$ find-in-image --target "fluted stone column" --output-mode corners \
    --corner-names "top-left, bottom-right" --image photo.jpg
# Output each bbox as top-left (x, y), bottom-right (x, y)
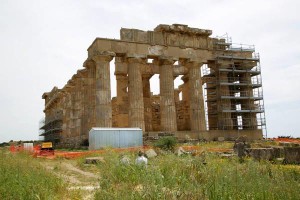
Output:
top-left (159, 57), bottom-right (177, 132)
top-left (240, 73), bottom-right (257, 129)
top-left (218, 72), bottom-right (233, 130)
top-left (92, 52), bottom-right (115, 127)
top-left (84, 59), bottom-right (96, 130)
top-left (61, 91), bottom-right (67, 144)
top-left (127, 56), bottom-right (145, 131)
top-left (188, 61), bottom-right (206, 131)
top-left (76, 70), bottom-right (87, 144)
top-left (74, 76), bottom-right (81, 140)
top-left (78, 70), bottom-right (88, 141)
top-left (115, 74), bottom-right (129, 127)
top-left (181, 75), bottom-right (191, 130)
top-left (142, 74), bottom-right (153, 132)
top-left (66, 84), bottom-right (74, 146)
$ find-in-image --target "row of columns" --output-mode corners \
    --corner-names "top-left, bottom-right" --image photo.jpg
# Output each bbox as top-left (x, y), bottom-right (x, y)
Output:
top-left (90, 52), bottom-right (206, 132)
top-left (207, 61), bottom-right (258, 130)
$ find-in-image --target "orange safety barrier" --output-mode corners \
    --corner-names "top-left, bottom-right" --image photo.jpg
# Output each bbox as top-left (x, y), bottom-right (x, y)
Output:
top-left (9, 144), bottom-right (24, 152)
top-left (273, 138), bottom-right (300, 144)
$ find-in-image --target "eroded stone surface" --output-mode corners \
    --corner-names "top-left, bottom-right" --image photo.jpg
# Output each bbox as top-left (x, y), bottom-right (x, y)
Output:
top-left (41, 24), bottom-right (265, 147)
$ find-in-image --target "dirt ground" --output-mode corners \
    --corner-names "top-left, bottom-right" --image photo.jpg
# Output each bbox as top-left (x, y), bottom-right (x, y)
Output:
top-left (40, 158), bottom-right (100, 200)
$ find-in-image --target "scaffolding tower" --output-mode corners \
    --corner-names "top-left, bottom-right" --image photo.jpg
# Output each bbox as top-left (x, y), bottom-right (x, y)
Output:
top-left (202, 35), bottom-right (267, 138)
top-left (39, 110), bottom-right (63, 144)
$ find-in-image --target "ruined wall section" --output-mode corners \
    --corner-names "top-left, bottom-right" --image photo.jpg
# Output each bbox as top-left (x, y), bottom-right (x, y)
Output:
top-left (41, 87), bottom-right (63, 144)
top-left (120, 24), bottom-right (213, 50)
top-left (42, 63), bottom-right (97, 147)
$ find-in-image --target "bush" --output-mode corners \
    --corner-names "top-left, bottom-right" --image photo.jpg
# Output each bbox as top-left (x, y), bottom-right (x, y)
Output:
top-left (154, 136), bottom-right (177, 151)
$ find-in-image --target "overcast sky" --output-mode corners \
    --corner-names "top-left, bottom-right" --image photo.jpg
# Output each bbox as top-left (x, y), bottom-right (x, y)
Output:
top-left (0, 0), bottom-right (299, 142)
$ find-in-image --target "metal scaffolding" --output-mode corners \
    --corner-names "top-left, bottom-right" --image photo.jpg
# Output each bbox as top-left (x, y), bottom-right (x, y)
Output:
top-left (39, 110), bottom-right (63, 144)
top-left (202, 35), bottom-right (267, 138)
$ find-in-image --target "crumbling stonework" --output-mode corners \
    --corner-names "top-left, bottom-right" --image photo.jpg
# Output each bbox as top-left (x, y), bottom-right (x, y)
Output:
top-left (41, 24), bottom-right (265, 147)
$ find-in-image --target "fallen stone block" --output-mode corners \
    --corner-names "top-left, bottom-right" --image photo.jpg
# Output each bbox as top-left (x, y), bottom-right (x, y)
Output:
top-left (145, 149), bottom-right (157, 158)
top-left (248, 148), bottom-right (274, 161)
top-left (176, 147), bottom-right (189, 156)
top-left (284, 147), bottom-right (300, 164)
top-left (272, 146), bottom-right (284, 158)
top-left (219, 153), bottom-right (234, 159)
top-left (120, 155), bottom-right (131, 165)
top-left (85, 157), bottom-right (105, 164)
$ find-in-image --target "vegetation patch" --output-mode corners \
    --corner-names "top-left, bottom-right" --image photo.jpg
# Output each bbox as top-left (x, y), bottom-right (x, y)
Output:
top-left (0, 150), bottom-right (75, 200)
top-left (94, 150), bottom-right (300, 200)
top-left (154, 136), bottom-right (177, 151)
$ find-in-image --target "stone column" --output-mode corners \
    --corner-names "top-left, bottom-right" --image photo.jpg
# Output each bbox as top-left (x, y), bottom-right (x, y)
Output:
top-left (116, 74), bottom-right (128, 98)
top-left (76, 70), bottom-right (87, 144)
top-left (127, 56), bottom-right (145, 131)
top-left (142, 74), bottom-right (153, 132)
top-left (179, 75), bottom-right (191, 130)
top-left (187, 61), bottom-right (206, 131)
top-left (84, 59), bottom-right (96, 130)
top-left (240, 73), bottom-right (257, 129)
top-left (159, 57), bottom-right (177, 132)
top-left (61, 91), bottom-right (67, 145)
top-left (218, 72), bottom-right (233, 130)
top-left (79, 70), bottom-right (88, 141)
top-left (65, 83), bottom-right (74, 146)
top-left (73, 75), bottom-right (81, 142)
top-left (92, 52), bottom-right (115, 127)
top-left (115, 74), bottom-right (129, 127)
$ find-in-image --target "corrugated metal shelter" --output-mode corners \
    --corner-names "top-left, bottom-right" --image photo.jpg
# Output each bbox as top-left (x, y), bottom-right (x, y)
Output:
top-left (89, 128), bottom-right (143, 150)
top-left (23, 143), bottom-right (34, 151)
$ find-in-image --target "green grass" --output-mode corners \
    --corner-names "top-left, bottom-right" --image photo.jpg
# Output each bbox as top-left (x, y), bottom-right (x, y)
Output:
top-left (0, 149), bottom-right (75, 200)
top-left (94, 151), bottom-right (300, 200)
top-left (1, 142), bottom-right (299, 200)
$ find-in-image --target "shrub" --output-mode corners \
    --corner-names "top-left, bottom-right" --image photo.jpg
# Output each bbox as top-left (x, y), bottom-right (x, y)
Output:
top-left (154, 136), bottom-right (177, 151)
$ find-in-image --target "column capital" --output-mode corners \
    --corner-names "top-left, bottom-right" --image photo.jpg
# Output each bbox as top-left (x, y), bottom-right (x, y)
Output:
top-left (181, 59), bottom-right (203, 67)
top-left (142, 74), bottom-right (153, 80)
top-left (92, 51), bottom-right (115, 62)
top-left (83, 59), bottom-right (95, 69)
top-left (77, 69), bottom-right (87, 77)
top-left (157, 56), bottom-right (177, 65)
top-left (181, 74), bottom-right (189, 82)
top-left (126, 54), bottom-right (147, 64)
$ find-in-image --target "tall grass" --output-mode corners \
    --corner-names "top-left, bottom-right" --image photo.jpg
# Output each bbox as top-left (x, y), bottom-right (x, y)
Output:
top-left (94, 151), bottom-right (300, 200)
top-left (0, 149), bottom-right (71, 200)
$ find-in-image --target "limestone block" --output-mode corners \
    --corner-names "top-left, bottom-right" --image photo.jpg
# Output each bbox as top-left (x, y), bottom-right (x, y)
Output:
top-left (272, 146), bottom-right (284, 158)
top-left (85, 157), bottom-right (105, 164)
top-left (284, 147), bottom-right (300, 164)
top-left (248, 148), bottom-right (274, 161)
top-left (176, 147), bottom-right (188, 156)
top-left (120, 155), bottom-right (131, 165)
top-left (145, 149), bottom-right (157, 158)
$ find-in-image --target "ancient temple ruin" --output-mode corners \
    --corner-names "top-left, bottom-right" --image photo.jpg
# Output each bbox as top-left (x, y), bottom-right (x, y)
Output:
top-left (40, 24), bottom-right (266, 147)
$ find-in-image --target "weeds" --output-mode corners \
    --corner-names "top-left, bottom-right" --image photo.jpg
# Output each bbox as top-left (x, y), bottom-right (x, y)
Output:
top-left (0, 150), bottom-right (72, 200)
top-left (154, 136), bottom-right (177, 151)
top-left (94, 151), bottom-right (300, 200)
